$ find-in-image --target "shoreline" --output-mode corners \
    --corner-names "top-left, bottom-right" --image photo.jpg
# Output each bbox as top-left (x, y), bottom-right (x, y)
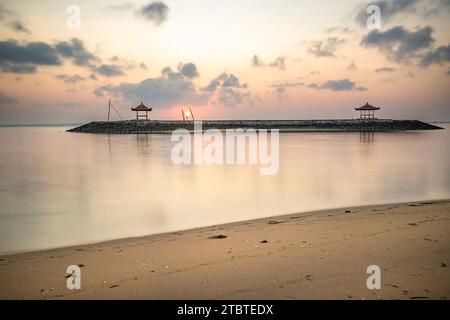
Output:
top-left (0, 198), bottom-right (448, 257)
top-left (1, 199), bottom-right (449, 299)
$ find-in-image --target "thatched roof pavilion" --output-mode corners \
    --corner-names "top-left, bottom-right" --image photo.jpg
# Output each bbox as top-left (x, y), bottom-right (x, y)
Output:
top-left (131, 102), bottom-right (152, 120)
top-left (355, 102), bottom-right (380, 119)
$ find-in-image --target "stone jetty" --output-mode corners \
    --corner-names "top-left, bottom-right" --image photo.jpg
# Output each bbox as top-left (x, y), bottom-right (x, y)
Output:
top-left (67, 119), bottom-right (443, 134)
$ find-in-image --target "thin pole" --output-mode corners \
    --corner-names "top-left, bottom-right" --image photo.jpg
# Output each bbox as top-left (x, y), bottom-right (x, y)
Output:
top-left (189, 107), bottom-right (195, 121)
top-left (109, 102), bottom-right (122, 120)
top-left (107, 98), bottom-right (111, 122)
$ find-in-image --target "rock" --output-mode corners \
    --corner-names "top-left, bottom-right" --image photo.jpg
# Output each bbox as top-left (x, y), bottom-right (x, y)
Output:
top-left (260, 240), bottom-right (268, 243)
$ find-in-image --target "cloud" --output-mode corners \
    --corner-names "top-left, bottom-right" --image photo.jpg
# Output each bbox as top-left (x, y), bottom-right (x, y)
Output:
top-left (9, 20), bottom-right (30, 34)
top-left (400, 0), bottom-right (450, 18)
top-left (0, 38), bottom-right (128, 77)
top-left (269, 57), bottom-right (286, 71)
top-left (55, 74), bottom-right (85, 84)
top-left (94, 63), bottom-right (208, 107)
top-left (96, 64), bottom-right (125, 77)
top-left (326, 27), bottom-right (351, 34)
top-left (0, 5), bottom-right (13, 21)
top-left (109, 55), bottom-right (139, 70)
top-left (202, 73), bottom-right (250, 106)
top-left (0, 40), bottom-right (61, 73)
top-left (308, 79), bottom-right (367, 91)
top-left (271, 79), bottom-right (368, 100)
top-left (0, 5), bottom-right (31, 34)
top-left (271, 80), bottom-right (304, 100)
top-left (307, 37), bottom-right (346, 57)
top-left (107, 3), bottom-right (134, 11)
top-left (202, 73), bottom-right (247, 92)
top-left (0, 91), bottom-right (18, 105)
top-left (375, 67), bottom-right (397, 72)
top-left (420, 44), bottom-right (450, 67)
top-left (252, 55), bottom-right (263, 67)
top-left (217, 87), bottom-right (251, 106)
top-left (177, 62), bottom-right (199, 78)
top-left (0, 40), bottom-right (61, 65)
top-left (251, 55), bottom-right (286, 71)
top-left (95, 78), bottom-right (206, 107)
top-left (140, 62), bottom-right (148, 70)
top-left (425, 0), bottom-right (450, 15)
top-left (54, 38), bottom-right (100, 68)
top-left (0, 63), bottom-right (36, 73)
top-left (55, 39), bottom-right (127, 77)
top-left (347, 62), bottom-right (357, 71)
top-left (160, 63), bottom-right (200, 80)
top-left (361, 26), bottom-right (434, 63)
top-left (138, 2), bottom-right (169, 26)
top-left (355, 0), bottom-right (420, 26)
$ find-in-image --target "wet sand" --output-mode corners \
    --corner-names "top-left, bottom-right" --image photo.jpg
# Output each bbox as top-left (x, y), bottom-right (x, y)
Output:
top-left (0, 200), bottom-right (449, 300)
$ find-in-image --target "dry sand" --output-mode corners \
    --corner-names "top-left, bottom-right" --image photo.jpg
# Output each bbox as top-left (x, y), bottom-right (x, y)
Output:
top-left (0, 200), bottom-right (449, 300)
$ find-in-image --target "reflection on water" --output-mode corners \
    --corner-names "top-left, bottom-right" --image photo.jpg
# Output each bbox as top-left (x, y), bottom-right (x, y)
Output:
top-left (0, 125), bottom-right (449, 253)
top-left (360, 131), bottom-right (375, 143)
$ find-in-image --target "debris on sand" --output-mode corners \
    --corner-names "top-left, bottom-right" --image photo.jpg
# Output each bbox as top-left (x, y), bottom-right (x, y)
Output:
top-left (208, 234), bottom-right (227, 239)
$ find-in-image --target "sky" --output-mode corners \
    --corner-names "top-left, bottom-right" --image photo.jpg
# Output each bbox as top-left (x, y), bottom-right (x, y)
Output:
top-left (0, 0), bottom-right (449, 124)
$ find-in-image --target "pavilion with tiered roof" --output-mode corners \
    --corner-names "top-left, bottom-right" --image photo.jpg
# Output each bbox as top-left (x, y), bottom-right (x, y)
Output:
top-left (355, 102), bottom-right (380, 119)
top-left (131, 102), bottom-right (152, 120)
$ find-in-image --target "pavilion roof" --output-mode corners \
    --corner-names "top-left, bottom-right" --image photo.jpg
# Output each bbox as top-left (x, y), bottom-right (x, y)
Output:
top-left (355, 102), bottom-right (380, 111)
top-left (131, 102), bottom-right (152, 111)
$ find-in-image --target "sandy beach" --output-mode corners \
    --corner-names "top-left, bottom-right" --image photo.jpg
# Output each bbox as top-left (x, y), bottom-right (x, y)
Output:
top-left (0, 200), bottom-right (449, 300)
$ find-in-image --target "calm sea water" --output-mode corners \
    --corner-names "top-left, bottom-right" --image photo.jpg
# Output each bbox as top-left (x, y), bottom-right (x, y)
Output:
top-left (0, 125), bottom-right (449, 254)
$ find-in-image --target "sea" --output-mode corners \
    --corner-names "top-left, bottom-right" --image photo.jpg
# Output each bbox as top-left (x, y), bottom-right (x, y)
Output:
top-left (0, 124), bottom-right (448, 253)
